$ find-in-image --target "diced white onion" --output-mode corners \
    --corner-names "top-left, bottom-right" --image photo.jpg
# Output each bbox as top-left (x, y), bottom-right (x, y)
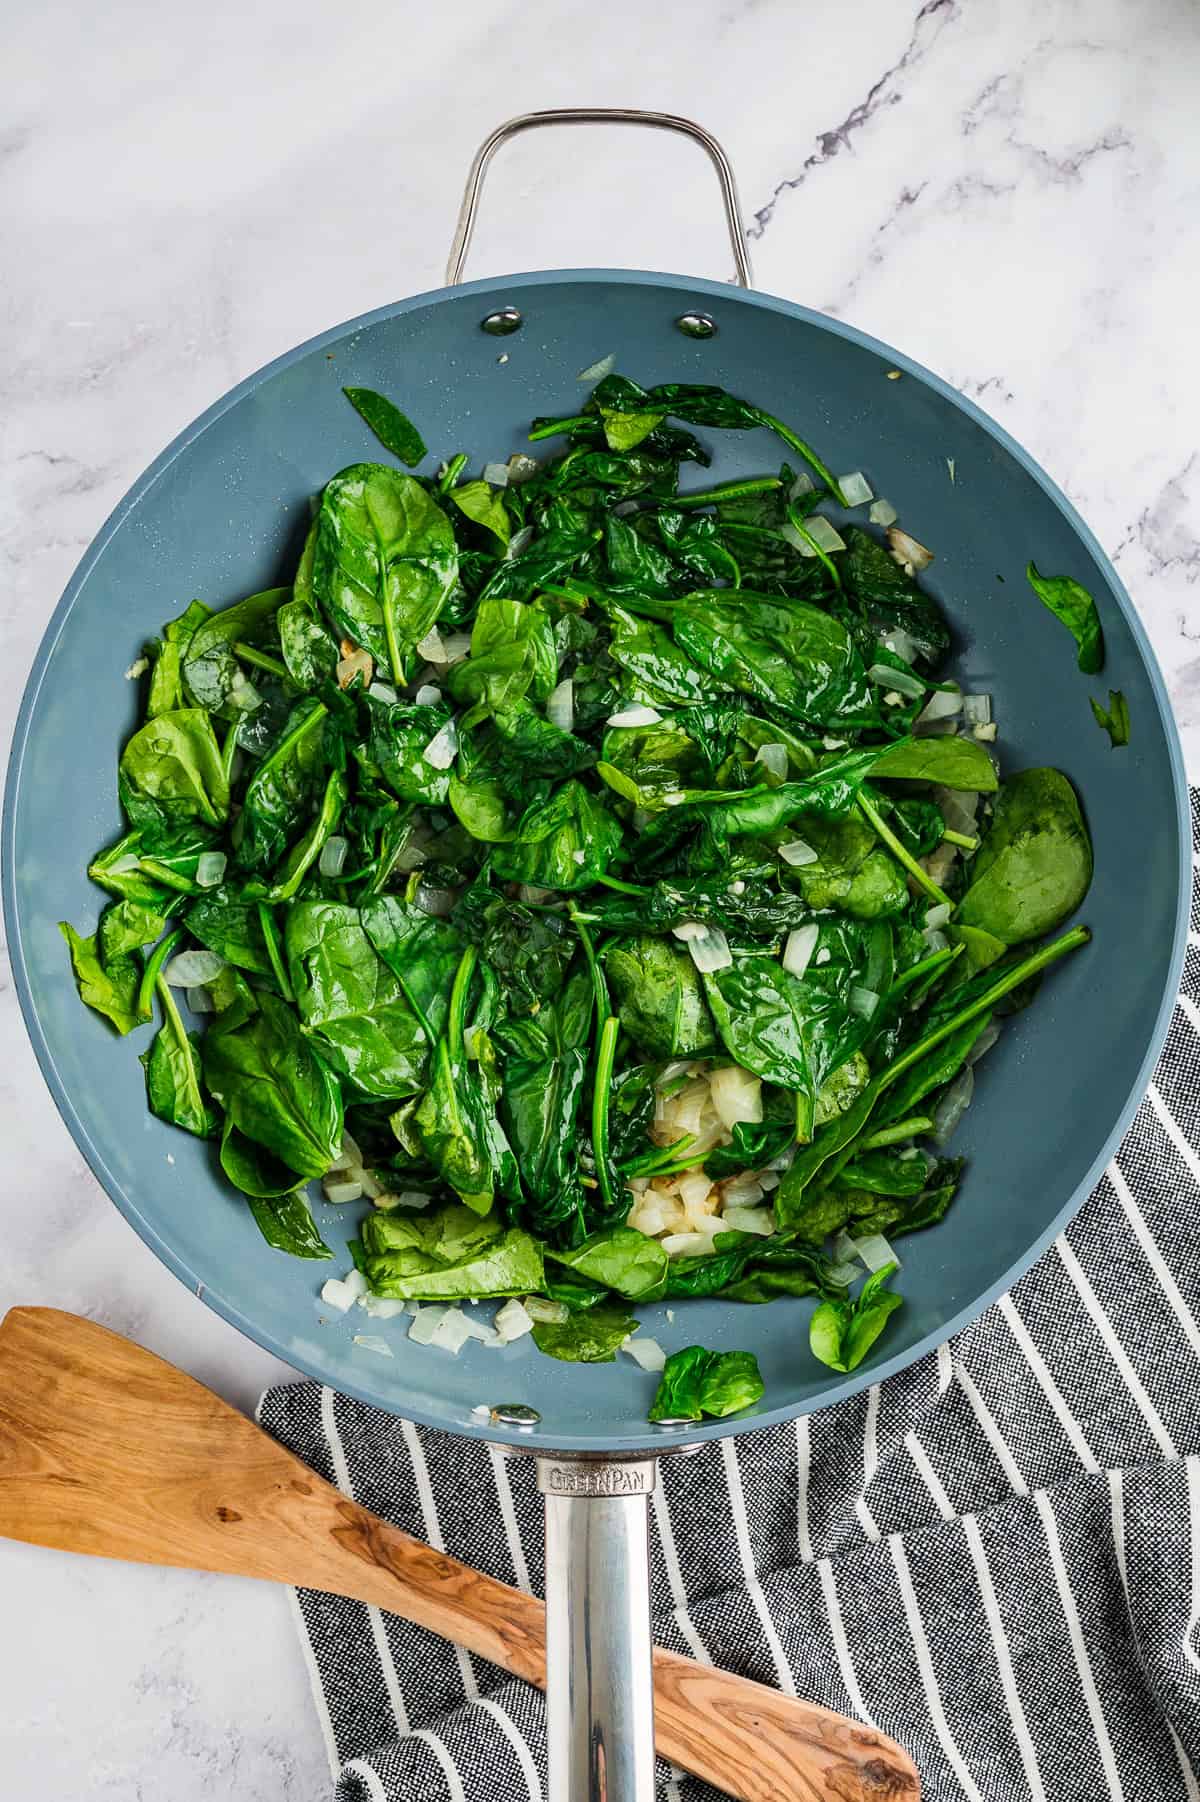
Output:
top-left (838, 471), bottom-right (874, 506)
top-left (827, 1259), bottom-right (862, 1287)
top-left (973, 722), bottom-right (998, 742)
top-left (494, 1298), bottom-right (535, 1342)
top-left (503, 525), bottom-right (534, 561)
top-left (430, 1309), bottom-right (477, 1355)
top-left (868, 663), bottom-right (925, 699)
top-left (506, 453), bottom-right (540, 485)
top-left (423, 719), bottom-right (459, 770)
top-left (932, 1066), bottom-right (974, 1144)
top-left (661, 1232), bottom-right (716, 1258)
top-left (754, 742), bottom-right (789, 781)
top-left (675, 1168), bottom-right (713, 1209)
top-left (657, 1059), bottom-right (696, 1087)
top-left (185, 986), bottom-right (214, 1014)
top-left (783, 923), bottom-right (820, 978)
top-left (482, 461), bottom-right (509, 487)
top-left (352, 1334), bottom-right (394, 1357)
top-left (851, 1233), bottom-right (898, 1273)
top-left (414, 683), bottom-right (442, 706)
top-left (108, 853), bottom-right (142, 875)
top-left (804, 516), bottom-right (846, 553)
top-left (394, 1190), bottom-right (433, 1211)
top-left (408, 1306), bottom-right (448, 1344)
top-left (415, 630), bottom-right (445, 666)
top-left (937, 787), bottom-right (980, 835)
top-left (525, 1297), bottom-right (570, 1324)
top-left (368, 681), bottom-right (399, 704)
top-left (788, 472), bottom-right (815, 500)
top-left (441, 632), bottom-right (472, 663)
top-left (887, 526), bottom-right (934, 571)
top-left (671, 921), bottom-right (708, 942)
top-left (336, 649), bottom-right (373, 691)
top-left (326, 1131), bottom-right (363, 1174)
top-left (917, 687), bottom-right (962, 725)
top-left (879, 628), bottom-right (919, 666)
top-left (923, 928), bottom-right (950, 953)
top-left (360, 1295), bottom-right (408, 1319)
top-left (461, 1312), bottom-right (502, 1346)
top-left (471, 1403), bottom-right (491, 1419)
top-left (722, 1205), bottom-right (774, 1236)
top-left (323, 1177), bottom-right (364, 1204)
top-left (164, 949), bottom-right (226, 987)
top-left (577, 354), bottom-right (615, 381)
top-left (395, 839), bottom-right (429, 872)
top-left (607, 705), bottom-right (662, 728)
top-left (125, 656), bottom-right (149, 679)
top-left (962, 693), bottom-right (992, 726)
top-left (720, 1171), bottom-right (764, 1209)
top-left (415, 884), bottom-right (456, 918)
top-left (868, 498), bottom-right (899, 528)
top-left (757, 1167), bottom-right (780, 1192)
top-left (623, 1336), bottom-right (667, 1372)
top-left (196, 851), bottom-right (226, 888)
top-left (685, 925), bottom-right (732, 974)
top-left (516, 884), bottom-right (555, 904)
top-left (547, 678), bottom-right (574, 733)
top-left (778, 838), bottom-right (819, 867)
top-left (321, 1269), bottom-right (367, 1313)
top-left (849, 985), bottom-right (879, 1019)
top-left (319, 835), bottom-right (348, 878)
top-left (923, 903), bottom-right (952, 931)
top-left (822, 736), bottom-right (848, 751)
top-left (228, 669), bottom-right (263, 712)
top-left (708, 1064), bottom-right (763, 1131)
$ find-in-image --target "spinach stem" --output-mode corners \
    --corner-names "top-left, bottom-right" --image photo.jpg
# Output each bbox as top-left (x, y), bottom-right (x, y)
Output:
top-left (857, 792), bottom-right (952, 908)
top-left (219, 719), bottom-right (241, 787)
top-left (639, 1145), bottom-right (711, 1181)
top-left (942, 828), bottom-right (979, 850)
top-left (671, 477), bottom-right (781, 509)
top-left (382, 600), bottom-right (405, 690)
top-left (754, 410), bottom-right (849, 506)
top-left (437, 453), bottom-right (468, 493)
top-left (569, 906), bottom-right (610, 1022)
top-left (888, 942), bottom-right (963, 997)
top-left (593, 871), bottom-right (651, 897)
top-left (527, 414), bottom-right (592, 442)
top-left (154, 972), bottom-right (190, 1053)
top-left (618, 1134), bottom-right (695, 1177)
top-left (785, 505), bottom-right (841, 589)
top-left (234, 641), bottom-right (289, 682)
top-left (137, 926), bottom-right (183, 1023)
top-left (592, 1016), bottom-right (620, 1217)
top-left (447, 945), bottom-right (478, 1063)
top-left (795, 1087), bottom-right (815, 1145)
top-left (879, 926), bottom-right (1090, 1094)
top-left (256, 902), bottom-right (293, 1002)
top-left (138, 858), bottom-right (202, 896)
top-left (859, 1116), bottom-right (934, 1151)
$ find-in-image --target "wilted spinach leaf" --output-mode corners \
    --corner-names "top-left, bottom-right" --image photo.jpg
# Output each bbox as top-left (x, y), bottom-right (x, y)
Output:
top-left (648, 1345), bottom-right (764, 1421)
top-left (1026, 561), bottom-right (1104, 674)
top-left (343, 387), bottom-right (428, 466)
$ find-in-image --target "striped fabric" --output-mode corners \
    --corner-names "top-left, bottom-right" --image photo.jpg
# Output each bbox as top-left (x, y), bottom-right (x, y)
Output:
top-left (257, 795), bottom-right (1200, 1802)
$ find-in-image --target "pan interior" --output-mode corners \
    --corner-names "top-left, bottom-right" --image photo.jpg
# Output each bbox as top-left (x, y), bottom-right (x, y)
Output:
top-left (5, 270), bottom-right (1187, 1451)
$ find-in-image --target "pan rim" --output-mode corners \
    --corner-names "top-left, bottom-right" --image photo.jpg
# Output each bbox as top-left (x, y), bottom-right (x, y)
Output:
top-left (4, 266), bottom-right (1190, 1452)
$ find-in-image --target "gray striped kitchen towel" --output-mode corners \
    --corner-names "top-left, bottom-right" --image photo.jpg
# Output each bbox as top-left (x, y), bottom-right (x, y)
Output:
top-left (256, 794), bottom-right (1200, 1802)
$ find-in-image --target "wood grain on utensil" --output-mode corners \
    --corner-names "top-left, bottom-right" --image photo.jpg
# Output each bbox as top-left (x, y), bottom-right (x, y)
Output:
top-left (0, 1307), bottom-right (918, 1800)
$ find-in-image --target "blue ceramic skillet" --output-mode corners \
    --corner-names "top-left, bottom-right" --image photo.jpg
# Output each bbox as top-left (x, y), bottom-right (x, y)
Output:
top-left (3, 112), bottom-right (1188, 1798)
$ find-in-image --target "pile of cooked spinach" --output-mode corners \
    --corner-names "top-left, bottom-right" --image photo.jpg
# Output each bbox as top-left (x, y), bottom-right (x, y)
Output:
top-left (62, 370), bottom-right (1096, 1398)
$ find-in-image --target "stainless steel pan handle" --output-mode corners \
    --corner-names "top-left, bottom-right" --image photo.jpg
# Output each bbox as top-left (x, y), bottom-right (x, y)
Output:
top-left (446, 108), bottom-right (753, 287)
top-left (539, 1457), bottom-right (659, 1802)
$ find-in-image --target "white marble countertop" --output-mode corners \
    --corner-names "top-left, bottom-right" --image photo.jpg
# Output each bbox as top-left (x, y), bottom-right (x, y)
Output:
top-left (3, 1), bottom-right (1198, 1793)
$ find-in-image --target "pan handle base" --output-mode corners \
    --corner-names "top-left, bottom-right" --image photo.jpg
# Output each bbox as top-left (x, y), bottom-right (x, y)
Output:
top-left (538, 1456), bottom-right (659, 1802)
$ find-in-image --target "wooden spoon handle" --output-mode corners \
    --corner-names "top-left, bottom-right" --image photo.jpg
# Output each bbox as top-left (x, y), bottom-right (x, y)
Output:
top-left (0, 1308), bottom-right (917, 1799)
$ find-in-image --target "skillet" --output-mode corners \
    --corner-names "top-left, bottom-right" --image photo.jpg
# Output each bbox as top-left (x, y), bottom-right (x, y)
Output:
top-left (4, 111), bottom-right (1188, 1800)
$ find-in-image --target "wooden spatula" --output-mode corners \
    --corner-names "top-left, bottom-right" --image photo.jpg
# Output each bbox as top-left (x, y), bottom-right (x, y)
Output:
top-left (0, 1307), bottom-right (918, 1799)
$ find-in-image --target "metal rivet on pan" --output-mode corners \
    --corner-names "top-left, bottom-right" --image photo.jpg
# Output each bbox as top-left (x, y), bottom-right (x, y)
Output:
top-left (650, 1416), bottom-right (695, 1429)
top-left (676, 312), bottom-right (716, 339)
top-left (481, 307), bottom-right (523, 336)
top-left (490, 1403), bottom-right (541, 1429)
